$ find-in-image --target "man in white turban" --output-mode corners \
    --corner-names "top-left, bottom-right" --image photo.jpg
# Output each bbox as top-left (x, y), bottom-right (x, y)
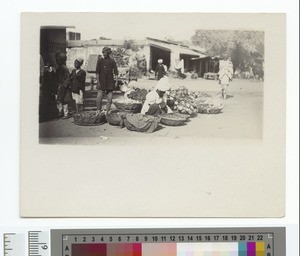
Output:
top-left (141, 78), bottom-right (173, 116)
top-left (155, 59), bottom-right (166, 80)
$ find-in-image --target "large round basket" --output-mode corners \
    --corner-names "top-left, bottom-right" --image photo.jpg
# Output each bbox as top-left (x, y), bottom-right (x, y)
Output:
top-left (172, 112), bottom-right (190, 121)
top-left (160, 114), bottom-right (187, 126)
top-left (114, 102), bottom-right (142, 113)
top-left (106, 110), bottom-right (127, 126)
top-left (197, 104), bottom-right (223, 114)
top-left (73, 111), bottom-right (106, 126)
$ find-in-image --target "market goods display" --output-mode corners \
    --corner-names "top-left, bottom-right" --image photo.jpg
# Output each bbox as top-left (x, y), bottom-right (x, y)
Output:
top-left (167, 85), bottom-right (209, 115)
top-left (159, 113), bottom-right (187, 126)
top-left (73, 110), bottom-right (106, 126)
top-left (126, 88), bottom-right (148, 102)
top-left (195, 97), bottom-right (224, 114)
top-left (106, 110), bottom-right (127, 126)
top-left (114, 98), bottom-right (143, 113)
top-left (167, 85), bottom-right (224, 115)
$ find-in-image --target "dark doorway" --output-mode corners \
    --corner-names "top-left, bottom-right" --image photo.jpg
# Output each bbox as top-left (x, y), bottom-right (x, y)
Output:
top-left (150, 46), bottom-right (171, 71)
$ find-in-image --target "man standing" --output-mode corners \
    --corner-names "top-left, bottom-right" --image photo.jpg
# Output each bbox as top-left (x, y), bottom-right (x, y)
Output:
top-left (155, 59), bottom-right (166, 80)
top-left (95, 47), bottom-right (118, 114)
top-left (55, 52), bottom-right (72, 118)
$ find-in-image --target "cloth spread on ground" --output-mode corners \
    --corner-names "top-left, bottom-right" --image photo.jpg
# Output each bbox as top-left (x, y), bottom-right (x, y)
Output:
top-left (124, 113), bottom-right (159, 133)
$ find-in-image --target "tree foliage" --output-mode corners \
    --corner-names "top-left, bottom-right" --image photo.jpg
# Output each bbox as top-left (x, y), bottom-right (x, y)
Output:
top-left (191, 30), bottom-right (264, 71)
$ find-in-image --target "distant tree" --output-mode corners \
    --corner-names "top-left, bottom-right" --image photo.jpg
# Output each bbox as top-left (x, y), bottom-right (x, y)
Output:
top-left (191, 30), bottom-right (264, 72)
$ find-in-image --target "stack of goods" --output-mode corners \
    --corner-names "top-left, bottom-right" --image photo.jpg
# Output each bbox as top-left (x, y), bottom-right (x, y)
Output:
top-left (166, 86), bottom-right (198, 115)
top-left (114, 98), bottom-right (143, 113)
top-left (159, 113), bottom-right (187, 126)
top-left (73, 110), bottom-right (106, 126)
top-left (126, 88), bottom-right (148, 102)
top-left (167, 85), bottom-right (223, 115)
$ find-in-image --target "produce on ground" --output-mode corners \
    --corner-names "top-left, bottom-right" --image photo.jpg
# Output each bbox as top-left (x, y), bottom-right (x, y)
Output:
top-left (166, 85), bottom-right (223, 115)
top-left (73, 110), bottom-right (106, 126)
top-left (126, 88), bottom-right (148, 102)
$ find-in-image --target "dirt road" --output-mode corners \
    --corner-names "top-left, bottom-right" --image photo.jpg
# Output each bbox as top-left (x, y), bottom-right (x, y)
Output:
top-left (39, 78), bottom-right (263, 144)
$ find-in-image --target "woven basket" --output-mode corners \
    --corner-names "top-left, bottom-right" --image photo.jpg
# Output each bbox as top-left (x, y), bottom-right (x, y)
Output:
top-left (160, 114), bottom-right (187, 126)
top-left (172, 112), bottom-right (190, 121)
top-left (197, 104), bottom-right (223, 114)
top-left (114, 102), bottom-right (142, 113)
top-left (73, 111), bottom-right (106, 126)
top-left (106, 110), bottom-right (127, 126)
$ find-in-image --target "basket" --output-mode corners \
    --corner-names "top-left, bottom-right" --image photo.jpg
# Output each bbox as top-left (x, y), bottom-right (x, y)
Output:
top-left (73, 110), bottom-right (106, 126)
top-left (197, 104), bottom-right (223, 114)
top-left (114, 102), bottom-right (142, 113)
top-left (106, 110), bottom-right (127, 126)
top-left (160, 114), bottom-right (187, 126)
top-left (172, 112), bottom-right (190, 121)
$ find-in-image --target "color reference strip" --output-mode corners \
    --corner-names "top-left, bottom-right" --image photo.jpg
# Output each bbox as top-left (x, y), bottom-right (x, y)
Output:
top-left (71, 242), bottom-right (265, 256)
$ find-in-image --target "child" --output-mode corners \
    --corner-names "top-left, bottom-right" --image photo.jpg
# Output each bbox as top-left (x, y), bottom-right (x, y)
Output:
top-left (55, 52), bottom-right (72, 119)
top-left (71, 58), bottom-right (86, 113)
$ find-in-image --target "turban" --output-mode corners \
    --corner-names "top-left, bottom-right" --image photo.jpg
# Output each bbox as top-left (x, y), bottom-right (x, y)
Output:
top-left (75, 58), bottom-right (84, 65)
top-left (55, 52), bottom-right (67, 63)
top-left (156, 78), bottom-right (171, 92)
top-left (102, 47), bottom-right (112, 54)
top-left (157, 59), bottom-right (163, 64)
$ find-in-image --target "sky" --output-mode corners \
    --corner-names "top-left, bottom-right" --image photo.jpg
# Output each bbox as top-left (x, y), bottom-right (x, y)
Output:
top-left (63, 13), bottom-right (211, 41)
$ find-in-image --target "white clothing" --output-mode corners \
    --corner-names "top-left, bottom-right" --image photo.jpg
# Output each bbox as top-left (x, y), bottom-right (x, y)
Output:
top-left (57, 103), bottom-right (69, 117)
top-left (72, 90), bottom-right (84, 104)
top-left (141, 90), bottom-right (172, 115)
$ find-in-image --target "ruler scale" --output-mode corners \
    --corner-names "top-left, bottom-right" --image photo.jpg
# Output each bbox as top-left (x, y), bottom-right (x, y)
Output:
top-left (3, 233), bottom-right (25, 256)
top-left (28, 231), bottom-right (49, 256)
top-left (2, 228), bottom-right (285, 256)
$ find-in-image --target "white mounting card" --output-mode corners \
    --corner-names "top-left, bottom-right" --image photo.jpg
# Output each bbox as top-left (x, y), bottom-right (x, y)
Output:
top-left (20, 13), bottom-right (285, 217)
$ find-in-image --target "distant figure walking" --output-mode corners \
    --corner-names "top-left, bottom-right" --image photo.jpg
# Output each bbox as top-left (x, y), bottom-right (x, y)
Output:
top-left (218, 55), bottom-right (233, 99)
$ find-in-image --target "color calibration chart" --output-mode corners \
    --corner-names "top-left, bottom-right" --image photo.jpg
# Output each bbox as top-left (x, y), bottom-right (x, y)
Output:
top-left (50, 228), bottom-right (285, 256)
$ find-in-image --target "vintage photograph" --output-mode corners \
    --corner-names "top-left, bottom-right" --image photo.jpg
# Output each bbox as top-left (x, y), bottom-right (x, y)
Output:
top-left (38, 14), bottom-right (264, 144)
top-left (21, 13), bottom-right (285, 217)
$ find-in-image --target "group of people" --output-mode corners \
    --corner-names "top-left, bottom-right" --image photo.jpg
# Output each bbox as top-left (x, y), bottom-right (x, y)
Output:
top-left (41, 48), bottom-right (234, 120)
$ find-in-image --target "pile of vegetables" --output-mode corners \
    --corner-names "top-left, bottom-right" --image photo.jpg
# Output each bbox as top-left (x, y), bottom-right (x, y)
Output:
top-left (166, 85), bottom-right (223, 115)
top-left (126, 88), bottom-right (148, 102)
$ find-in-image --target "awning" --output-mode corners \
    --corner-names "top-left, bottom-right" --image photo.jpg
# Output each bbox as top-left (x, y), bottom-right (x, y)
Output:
top-left (150, 41), bottom-right (207, 58)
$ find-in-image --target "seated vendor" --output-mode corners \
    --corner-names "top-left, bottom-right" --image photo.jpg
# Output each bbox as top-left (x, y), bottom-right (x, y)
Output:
top-left (141, 79), bottom-right (173, 117)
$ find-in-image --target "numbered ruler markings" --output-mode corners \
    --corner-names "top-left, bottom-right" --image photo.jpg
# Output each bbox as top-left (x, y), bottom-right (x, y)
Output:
top-left (62, 232), bottom-right (274, 244)
top-left (28, 231), bottom-right (49, 256)
top-left (3, 233), bottom-right (25, 256)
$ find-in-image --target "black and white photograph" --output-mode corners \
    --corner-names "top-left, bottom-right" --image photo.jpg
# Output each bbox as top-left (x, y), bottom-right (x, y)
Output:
top-left (21, 13), bottom-right (286, 217)
top-left (38, 13), bottom-right (265, 144)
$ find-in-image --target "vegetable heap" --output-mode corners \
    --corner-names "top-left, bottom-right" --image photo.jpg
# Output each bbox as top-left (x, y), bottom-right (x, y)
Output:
top-left (166, 85), bottom-right (224, 114)
top-left (126, 88), bottom-right (148, 102)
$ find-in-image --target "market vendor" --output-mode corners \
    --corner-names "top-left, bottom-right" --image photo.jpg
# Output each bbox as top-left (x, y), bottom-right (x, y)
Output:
top-left (95, 47), bottom-right (119, 114)
top-left (141, 79), bottom-right (173, 117)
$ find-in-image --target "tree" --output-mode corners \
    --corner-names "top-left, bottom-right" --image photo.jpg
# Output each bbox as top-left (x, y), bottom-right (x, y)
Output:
top-left (191, 30), bottom-right (264, 72)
